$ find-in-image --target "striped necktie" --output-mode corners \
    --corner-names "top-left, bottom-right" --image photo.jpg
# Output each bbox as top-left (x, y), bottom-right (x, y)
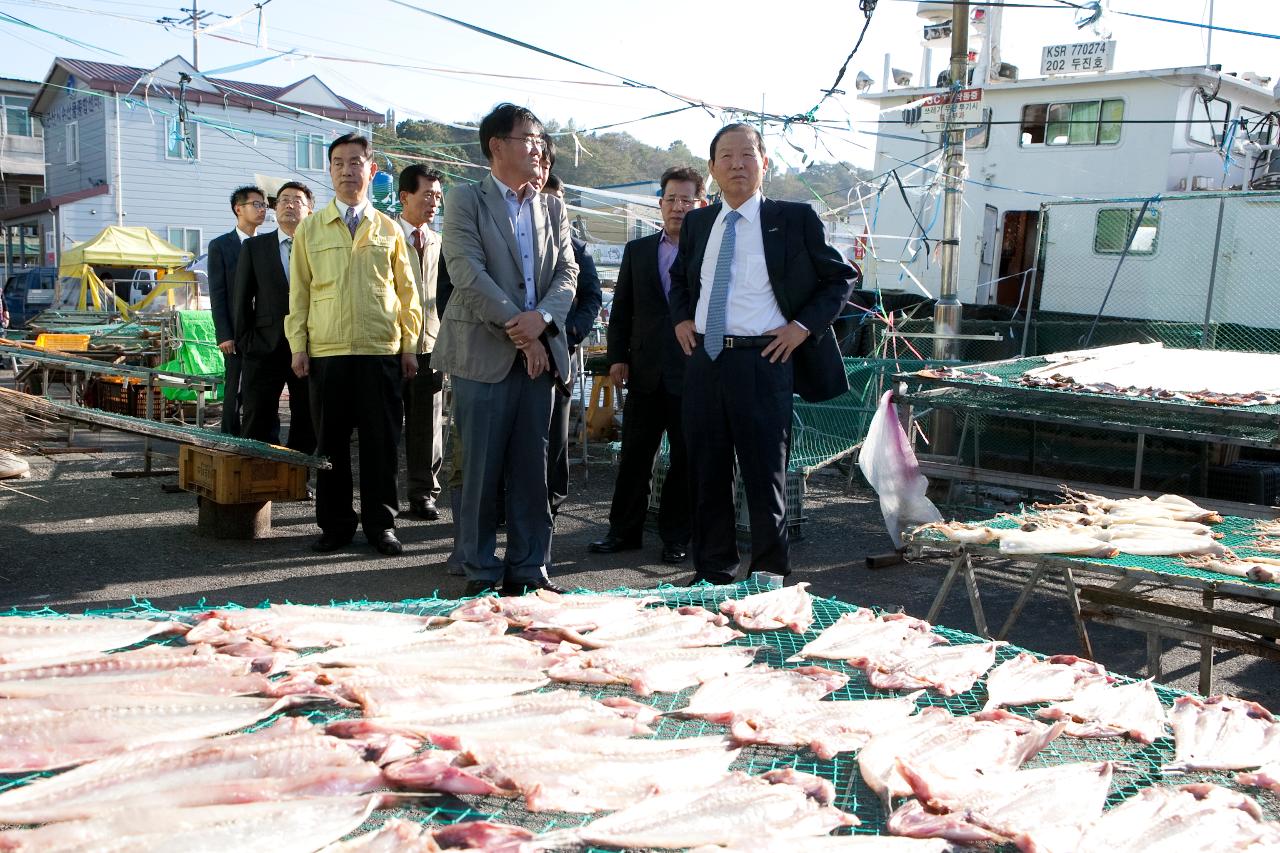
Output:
top-left (703, 209), bottom-right (741, 361)
top-left (344, 206), bottom-right (360, 237)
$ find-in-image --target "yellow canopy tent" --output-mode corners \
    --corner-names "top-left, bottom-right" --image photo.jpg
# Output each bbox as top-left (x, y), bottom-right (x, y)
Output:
top-left (57, 226), bottom-right (197, 318)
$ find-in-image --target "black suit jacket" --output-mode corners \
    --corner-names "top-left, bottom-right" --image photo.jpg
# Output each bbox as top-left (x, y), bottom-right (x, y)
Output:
top-left (565, 236), bottom-right (602, 350)
top-left (607, 232), bottom-right (686, 395)
top-left (207, 230), bottom-right (245, 345)
top-left (668, 198), bottom-right (857, 403)
top-left (232, 231), bottom-right (292, 357)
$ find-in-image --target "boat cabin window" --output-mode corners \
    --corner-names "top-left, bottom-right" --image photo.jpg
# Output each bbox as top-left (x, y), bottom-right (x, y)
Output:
top-left (1020, 99), bottom-right (1123, 146)
top-left (1240, 107), bottom-right (1275, 145)
top-left (965, 108), bottom-right (992, 150)
top-left (1094, 208), bottom-right (1159, 256)
top-left (1188, 94), bottom-right (1231, 146)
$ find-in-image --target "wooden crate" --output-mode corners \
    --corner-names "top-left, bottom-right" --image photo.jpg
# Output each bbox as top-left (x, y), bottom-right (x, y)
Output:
top-left (179, 445), bottom-right (307, 504)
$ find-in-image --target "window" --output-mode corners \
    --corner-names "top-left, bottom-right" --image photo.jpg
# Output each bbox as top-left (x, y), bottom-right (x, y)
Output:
top-left (1, 96), bottom-right (38, 137)
top-left (19, 185), bottom-right (44, 205)
top-left (296, 133), bottom-right (325, 171)
top-left (1020, 99), bottom-right (1123, 147)
top-left (165, 116), bottom-right (198, 159)
top-left (1240, 107), bottom-right (1274, 145)
top-left (1094, 208), bottom-right (1159, 255)
top-left (1189, 94), bottom-right (1230, 147)
top-left (166, 227), bottom-right (201, 254)
top-left (964, 108), bottom-right (991, 150)
top-left (65, 123), bottom-right (79, 165)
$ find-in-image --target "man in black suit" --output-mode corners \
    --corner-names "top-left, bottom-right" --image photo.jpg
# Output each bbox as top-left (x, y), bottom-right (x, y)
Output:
top-left (232, 181), bottom-right (316, 454)
top-left (539, 166), bottom-right (601, 520)
top-left (590, 166), bottom-right (706, 564)
top-left (669, 124), bottom-right (856, 585)
top-left (208, 185), bottom-right (266, 435)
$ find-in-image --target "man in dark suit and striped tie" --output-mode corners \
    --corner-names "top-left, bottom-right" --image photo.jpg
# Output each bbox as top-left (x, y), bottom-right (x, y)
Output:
top-left (668, 124), bottom-right (856, 585)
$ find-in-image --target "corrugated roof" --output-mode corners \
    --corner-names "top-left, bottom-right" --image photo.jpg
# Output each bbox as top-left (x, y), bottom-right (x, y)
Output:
top-left (45, 57), bottom-right (380, 123)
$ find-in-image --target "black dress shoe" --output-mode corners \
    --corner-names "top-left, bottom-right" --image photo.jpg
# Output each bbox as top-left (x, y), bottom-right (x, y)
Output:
top-left (502, 578), bottom-right (569, 596)
top-left (588, 535), bottom-right (642, 554)
top-left (410, 497), bottom-right (440, 521)
top-left (661, 543), bottom-right (689, 564)
top-left (372, 530), bottom-right (403, 556)
top-left (463, 580), bottom-right (497, 596)
top-left (312, 532), bottom-right (352, 553)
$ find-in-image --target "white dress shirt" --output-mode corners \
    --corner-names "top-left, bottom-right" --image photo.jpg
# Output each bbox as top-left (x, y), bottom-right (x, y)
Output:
top-left (694, 192), bottom-right (786, 336)
top-left (491, 176), bottom-right (537, 311)
top-left (334, 198), bottom-right (371, 230)
top-left (235, 227), bottom-right (252, 243)
top-left (277, 229), bottom-right (292, 284)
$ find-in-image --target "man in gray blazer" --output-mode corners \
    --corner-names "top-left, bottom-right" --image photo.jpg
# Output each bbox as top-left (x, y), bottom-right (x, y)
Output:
top-left (433, 103), bottom-right (578, 597)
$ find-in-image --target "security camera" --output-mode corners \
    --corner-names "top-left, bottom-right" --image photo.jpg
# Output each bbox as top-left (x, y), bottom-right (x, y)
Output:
top-left (855, 72), bottom-right (874, 92)
top-left (892, 68), bottom-right (913, 87)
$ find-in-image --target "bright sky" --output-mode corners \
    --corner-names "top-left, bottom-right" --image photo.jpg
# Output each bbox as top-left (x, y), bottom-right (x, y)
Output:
top-left (1, 0), bottom-right (1276, 169)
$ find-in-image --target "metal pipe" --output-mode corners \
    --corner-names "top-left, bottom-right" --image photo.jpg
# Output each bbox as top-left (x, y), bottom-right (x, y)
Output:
top-left (933, 2), bottom-right (969, 361)
top-left (114, 94), bottom-right (124, 226)
top-left (1200, 197), bottom-right (1227, 349)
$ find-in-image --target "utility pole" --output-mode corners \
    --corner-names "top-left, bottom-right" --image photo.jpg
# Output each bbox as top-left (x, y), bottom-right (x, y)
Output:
top-left (1206, 0), bottom-right (1214, 67)
top-left (157, 4), bottom-right (214, 70)
top-left (933, 1), bottom-right (969, 361)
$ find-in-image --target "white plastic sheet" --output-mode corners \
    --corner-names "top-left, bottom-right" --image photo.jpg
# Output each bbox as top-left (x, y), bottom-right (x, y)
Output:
top-left (858, 391), bottom-right (942, 547)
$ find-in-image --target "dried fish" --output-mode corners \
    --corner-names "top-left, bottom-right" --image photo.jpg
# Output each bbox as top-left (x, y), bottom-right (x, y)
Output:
top-left (1075, 783), bottom-right (1280, 851)
top-left (674, 664), bottom-right (849, 724)
top-left (547, 644), bottom-right (762, 695)
top-left (864, 641), bottom-right (1001, 696)
top-left (719, 583), bottom-right (814, 633)
top-left (0, 616), bottom-right (187, 669)
top-left (728, 691), bottom-right (923, 759)
top-left (787, 609), bottom-right (944, 665)
top-left (1037, 678), bottom-right (1167, 743)
top-left (981, 653), bottom-right (1109, 712)
top-left (1165, 694), bottom-right (1280, 771)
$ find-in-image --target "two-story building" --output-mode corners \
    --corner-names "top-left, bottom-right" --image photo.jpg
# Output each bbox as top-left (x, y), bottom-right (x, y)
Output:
top-left (0, 76), bottom-right (47, 276)
top-left (859, 64), bottom-right (1279, 307)
top-left (22, 55), bottom-right (381, 265)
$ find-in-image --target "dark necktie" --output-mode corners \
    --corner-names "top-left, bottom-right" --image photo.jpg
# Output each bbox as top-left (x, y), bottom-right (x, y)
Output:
top-left (411, 228), bottom-right (425, 264)
top-left (345, 206), bottom-right (359, 237)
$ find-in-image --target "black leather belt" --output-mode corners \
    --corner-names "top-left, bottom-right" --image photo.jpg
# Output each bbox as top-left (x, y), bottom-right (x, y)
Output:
top-left (694, 333), bottom-right (774, 350)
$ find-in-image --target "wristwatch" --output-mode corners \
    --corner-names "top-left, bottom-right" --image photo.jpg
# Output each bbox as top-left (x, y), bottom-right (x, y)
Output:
top-left (538, 309), bottom-right (553, 326)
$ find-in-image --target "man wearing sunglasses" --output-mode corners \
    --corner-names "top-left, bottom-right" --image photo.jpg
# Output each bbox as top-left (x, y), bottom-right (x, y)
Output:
top-left (208, 185), bottom-right (267, 436)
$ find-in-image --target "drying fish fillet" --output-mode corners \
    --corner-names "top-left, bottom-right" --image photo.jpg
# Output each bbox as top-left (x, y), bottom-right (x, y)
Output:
top-left (0, 616), bottom-right (187, 669)
top-left (187, 604), bottom-right (443, 649)
top-left (1103, 534), bottom-right (1228, 557)
top-left (864, 641), bottom-right (1000, 696)
top-left (561, 769), bottom-right (857, 849)
top-left (1187, 557), bottom-right (1280, 584)
top-left (858, 707), bottom-right (1064, 806)
top-left (0, 645), bottom-right (270, 698)
top-left (547, 644), bottom-right (761, 695)
top-left (1075, 783), bottom-right (1280, 852)
top-left (321, 819), bottom-right (541, 853)
top-left (0, 717), bottom-right (381, 824)
top-left (917, 521), bottom-right (999, 545)
top-left (997, 528), bottom-right (1117, 558)
top-left (529, 605), bottom-right (743, 649)
top-left (691, 839), bottom-right (949, 853)
top-left (382, 749), bottom-right (500, 796)
top-left (0, 792), bottom-right (382, 853)
top-left (674, 664), bottom-right (849, 723)
top-left (1056, 490), bottom-right (1223, 524)
top-left (327, 691), bottom-right (658, 750)
top-left (859, 390), bottom-right (943, 547)
top-left (787, 609), bottom-right (944, 665)
top-left (464, 735), bottom-right (740, 812)
top-left (296, 626), bottom-right (544, 671)
top-left (0, 693), bottom-right (307, 773)
top-left (450, 589), bottom-right (656, 630)
top-left (1165, 694), bottom-right (1280, 771)
top-left (982, 653), bottom-right (1109, 711)
top-left (315, 666), bottom-right (550, 714)
top-left (889, 761), bottom-right (1114, 853)
top-left (719, 583), bottom-right (814, 633)
top-left (1236, 764), bottom-right (1280, 792)
top-left (1036, 678), bottom-right (1167, 743)
top-left (729, 691), bottom-right (923, 759)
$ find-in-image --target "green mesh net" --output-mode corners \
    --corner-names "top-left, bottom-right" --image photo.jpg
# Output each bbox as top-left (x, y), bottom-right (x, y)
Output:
top-left (157, 310), bottom-right (225, 402)
top-left (1, 582), bottom-right (1277, 844)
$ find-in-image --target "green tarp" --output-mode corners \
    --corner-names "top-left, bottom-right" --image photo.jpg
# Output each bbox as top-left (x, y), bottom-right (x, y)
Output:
top-left (159, 310), bottom-right (225, 402)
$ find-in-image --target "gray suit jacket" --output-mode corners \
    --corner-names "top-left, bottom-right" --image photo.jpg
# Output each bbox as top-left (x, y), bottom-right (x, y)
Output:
top-left (398, 217), bottom-right (441, 354)
top-left (434, 175), bottom-right (578, 383)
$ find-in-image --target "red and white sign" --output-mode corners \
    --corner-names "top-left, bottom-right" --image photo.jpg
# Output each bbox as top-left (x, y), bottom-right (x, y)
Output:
top-left (920, 88), bottom-right (984, 133)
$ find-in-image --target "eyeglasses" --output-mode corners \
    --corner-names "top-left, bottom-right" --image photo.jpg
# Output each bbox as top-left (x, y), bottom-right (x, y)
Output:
top-left (499, 134), bottom-right (547, 152)
top-left (661, 196), bottom-right (700, 208)
top-left (239, 201), bottom-right (268, 211)
top-left (276, 196), bottom-right (310, 208)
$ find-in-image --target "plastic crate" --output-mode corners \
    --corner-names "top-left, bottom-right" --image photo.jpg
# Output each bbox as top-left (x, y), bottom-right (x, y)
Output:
top-left (1208, 460), bottom-right (1280, 506)
top-left (33, 333), bottom-right (90, 351)
top-left (87, 376), bottom-right (164, 420)
top-left (179, 445), bottom-right (307, 504)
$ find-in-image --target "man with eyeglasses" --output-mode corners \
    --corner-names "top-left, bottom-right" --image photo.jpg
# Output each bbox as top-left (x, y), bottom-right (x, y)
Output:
top-left (397, 165), bottom-right (446, 522)
top-left (433, 103), bottom-right (577, 597)
top-left (286, 133), bottom-right (422, 557)
top-left (232, 181), bottom-right (316, 456)
top-left (589, 166), bottom-right (706, 565)
top-left (208, 184), bottom-right (266, 435)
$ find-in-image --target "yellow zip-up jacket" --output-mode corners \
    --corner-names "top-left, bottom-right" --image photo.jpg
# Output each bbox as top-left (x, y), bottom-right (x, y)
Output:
top-left (286, 200), bottom-right (422, 358)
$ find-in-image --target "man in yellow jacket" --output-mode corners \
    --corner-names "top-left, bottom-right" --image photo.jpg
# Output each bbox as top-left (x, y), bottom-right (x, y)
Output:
top-left (286, 132), bottom-right (422, 556)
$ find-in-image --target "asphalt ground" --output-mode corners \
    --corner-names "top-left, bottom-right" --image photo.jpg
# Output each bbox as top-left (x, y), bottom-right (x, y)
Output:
top-left (0, 420), bottom-right (1276, 707)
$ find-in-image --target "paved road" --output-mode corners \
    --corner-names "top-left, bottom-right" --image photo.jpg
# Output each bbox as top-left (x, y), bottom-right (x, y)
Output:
top-left (0, 429), bottom-right (1275, 705)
